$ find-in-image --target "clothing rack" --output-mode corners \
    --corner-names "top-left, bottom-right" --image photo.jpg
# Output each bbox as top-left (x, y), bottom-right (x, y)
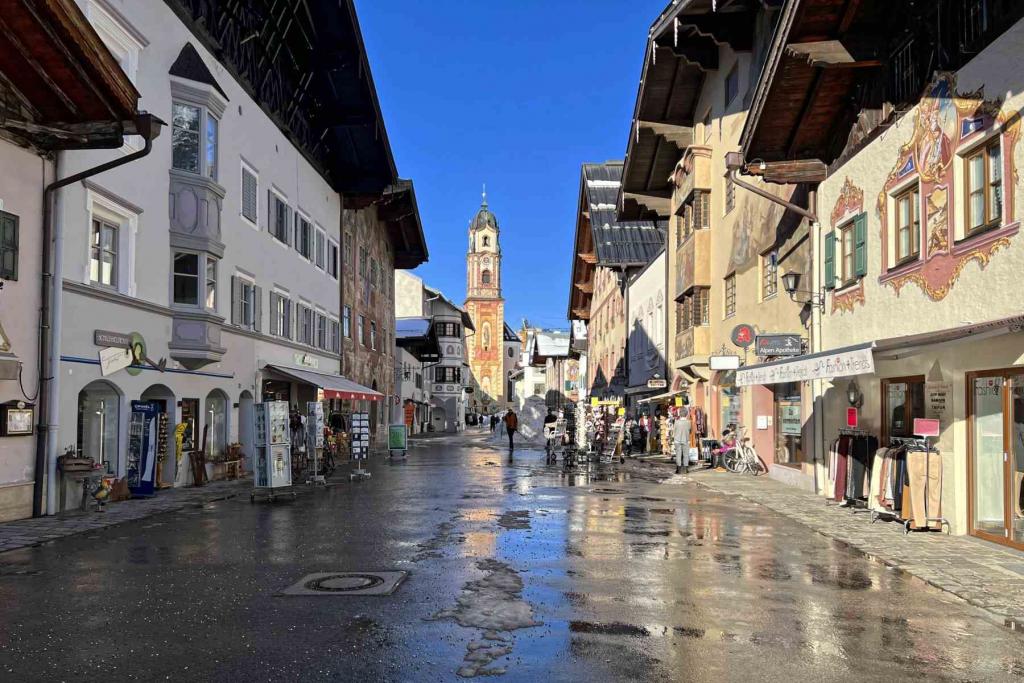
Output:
top-left (889, 436), bottom-right (950, 535)
top-left (827, 430), bottom-right (877, 515)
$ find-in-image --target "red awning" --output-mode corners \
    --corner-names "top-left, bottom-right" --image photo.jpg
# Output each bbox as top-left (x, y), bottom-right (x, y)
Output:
top-left (265, 364), bottom-right (383, 402)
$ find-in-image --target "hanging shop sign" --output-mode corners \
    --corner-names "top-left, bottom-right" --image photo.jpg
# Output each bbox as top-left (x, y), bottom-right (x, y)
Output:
top-left (731, 324), bottom-right (755, 348)
top-left (736, 343), bottom-right (875, 387)
top-left (755, 334), bottom-right (803, 357)
top-left (709, 355), bottom-right (741, 371)
top-left (94, 329), bottom-right (133, 348)
top-left (99, 345), bottom-right (132, 376)
top-left (647, 378), bottom-right (668, 389)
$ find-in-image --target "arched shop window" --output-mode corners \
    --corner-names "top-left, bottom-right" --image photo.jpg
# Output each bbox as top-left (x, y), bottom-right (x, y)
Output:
top-left (77, 380), bottom-right (121, 474)
top-left (205, 389), bottom-right (228, 458)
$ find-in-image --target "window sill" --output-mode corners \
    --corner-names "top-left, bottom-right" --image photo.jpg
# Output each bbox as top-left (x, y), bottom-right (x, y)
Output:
top-left (833, 278), bottom-right (862, 295)
top-left (954, 220), bottom-right (1017, 254)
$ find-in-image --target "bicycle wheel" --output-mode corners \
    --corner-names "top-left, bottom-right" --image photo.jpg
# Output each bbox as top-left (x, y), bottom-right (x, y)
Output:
top-left (743, 447), bottom-right (766, 476)
top-left (722, 449), bottom-right (743, 473)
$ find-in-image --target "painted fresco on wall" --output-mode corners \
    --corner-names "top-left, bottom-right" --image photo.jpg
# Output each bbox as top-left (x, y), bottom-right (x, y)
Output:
top-left (830, 177), bottom-right (867, 314)
top-left (730, 184), bottom-right (810, 275)
top-left (876, 73), bottom-right (1021, 301)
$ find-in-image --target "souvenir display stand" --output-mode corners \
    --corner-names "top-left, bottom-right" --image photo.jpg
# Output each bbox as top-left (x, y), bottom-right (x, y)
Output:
top-left (349, 412), bottom-right (371, 480)
top-left (251, 401), bottom-right (296, 502)
top-left (305, 401), bottom-right (326, 486)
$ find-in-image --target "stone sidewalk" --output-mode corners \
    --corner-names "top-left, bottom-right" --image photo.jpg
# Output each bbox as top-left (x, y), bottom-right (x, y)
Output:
top-left (682, 468), bottom-right (1024, 627)
top-left (0, 478), bottom-right (252, 556)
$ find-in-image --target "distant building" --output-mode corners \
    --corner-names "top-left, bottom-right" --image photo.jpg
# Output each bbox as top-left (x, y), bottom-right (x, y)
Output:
top-left (464, 191), bottom-right (505, 413)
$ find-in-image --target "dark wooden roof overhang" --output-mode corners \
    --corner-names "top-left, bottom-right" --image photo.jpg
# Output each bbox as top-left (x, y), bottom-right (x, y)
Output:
top-left (567, 167), bottom-right (597, 321)
top-left (164, 0), bottom-right (398, 196)
top-left (396, 324), bottom-right (440, 363)
top-left (0, 0), bottom-right (141, 150)
top-left (741, 0), bottom-right (888, 166)
top-left (619, 0), bottom-right (772, 221)
top-left (378, 179), bottom-right (429, 270)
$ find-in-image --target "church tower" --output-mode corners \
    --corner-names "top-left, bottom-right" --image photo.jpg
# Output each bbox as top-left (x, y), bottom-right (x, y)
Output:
top-left (465, 189), bottom-right (506, 411)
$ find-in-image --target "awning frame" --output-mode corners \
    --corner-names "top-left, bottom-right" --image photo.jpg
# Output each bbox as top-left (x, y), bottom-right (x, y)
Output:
top-left (265, 364), bottom-right (383, 401)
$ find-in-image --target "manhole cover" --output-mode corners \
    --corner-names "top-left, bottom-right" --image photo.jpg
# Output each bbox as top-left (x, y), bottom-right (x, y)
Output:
top-left (281, 571), bottom-right (407, 596)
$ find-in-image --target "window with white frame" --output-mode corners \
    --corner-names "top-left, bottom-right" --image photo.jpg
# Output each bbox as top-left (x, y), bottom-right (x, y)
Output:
top-left (761, 250), bottom-right (778, 300)
top-left (894, 185), bottom-right (920, 263)
top-left (965, 138), bottom-right (1002, 236)
top-left (269, 291), bottom-right (292, 338)
top-left (172, 253), bottom-right (199, 305)
top-left (231, 275), bottom-right (261, 331)
top-left (171, 102), bottom-right (218, 180)
top-left (205, 257), bottom-right (217, 310)
top-left (169, 251), bottom-right (217, 311)
top-left (297, 304), bottom-right (313, 345)
top-left (327, 239), bottom-right (339, 279)
top-left (315, 227), bottom-right (326, 269)
top-left (295, 213), bottom-right (312, 259)
top-left (316, 312), bottom-right (328, 349)
top-left (85, 190), bottom-right (138, 295)
top-left (90, 218), bottom-right (118, 288)
top-left (329, 319), bottom-right (341, 353)
top-left (240, 162), bottom-right (258, 226)
top-left (269, 191), bottom-right (290, 245)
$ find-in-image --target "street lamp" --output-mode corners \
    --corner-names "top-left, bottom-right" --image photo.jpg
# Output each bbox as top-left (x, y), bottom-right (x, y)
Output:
top-left (781, 271), bottom-right (825, 312)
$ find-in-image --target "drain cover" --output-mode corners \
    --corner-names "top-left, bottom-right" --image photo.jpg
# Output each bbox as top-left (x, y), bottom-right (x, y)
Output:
top-left (281, 571), bottom-right (407, 596)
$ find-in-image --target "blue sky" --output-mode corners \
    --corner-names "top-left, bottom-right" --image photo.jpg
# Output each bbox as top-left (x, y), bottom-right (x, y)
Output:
top-left (357, 0), bottom-right (666, 330)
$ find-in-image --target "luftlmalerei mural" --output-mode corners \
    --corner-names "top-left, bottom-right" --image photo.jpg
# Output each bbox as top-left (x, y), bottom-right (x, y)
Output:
top-left (875, 73), bottom-right (1021, 302)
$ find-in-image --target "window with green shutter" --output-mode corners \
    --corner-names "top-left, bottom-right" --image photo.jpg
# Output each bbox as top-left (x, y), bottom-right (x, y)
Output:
top-left (0, 212), bottom-right (17, 281)
top-left (823, 231), bottom-right (835, 290)
top-left (854, 212), bottom-right (867, 277)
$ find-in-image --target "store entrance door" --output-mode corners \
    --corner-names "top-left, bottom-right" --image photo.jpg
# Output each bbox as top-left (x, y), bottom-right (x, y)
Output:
top-left (968, 370), bottom-right (1024, 549)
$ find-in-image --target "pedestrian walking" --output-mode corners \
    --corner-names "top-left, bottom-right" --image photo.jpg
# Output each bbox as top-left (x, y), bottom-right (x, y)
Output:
top-left (672, 408), bottom-right (692, 475)
top-left (503, 409), bottom-right (518, 450)
top-left (490, 414), bottom-right (497, 432)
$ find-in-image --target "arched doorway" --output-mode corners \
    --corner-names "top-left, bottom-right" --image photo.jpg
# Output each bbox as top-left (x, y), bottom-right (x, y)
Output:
top-left (77, 380), bottom-right (122, 475)
top-left (141, 384), bottom-right (176, 487)
top-left (238, 390), bottom-right (255, 471)
top-left (205, 389), bottom-right (229, 460)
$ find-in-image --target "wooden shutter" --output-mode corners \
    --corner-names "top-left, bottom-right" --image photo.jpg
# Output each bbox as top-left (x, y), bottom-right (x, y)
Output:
top-left (854, 212), bottom-right (867, 277)
top-left (0, 212), bottom-right (18, 281)
top-left (230, 276), bottom-right (240, 325)
top-left (823, 232), bottom-right (836, 290)
top-left (267, 189), bottom-right (273, 233)
top-left (253, 286), bottom-right (263, 333)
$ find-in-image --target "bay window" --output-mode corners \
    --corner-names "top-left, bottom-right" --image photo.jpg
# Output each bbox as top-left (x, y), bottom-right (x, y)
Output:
top-left (172, 252), bottom-right (218, 311)
top-left (172, 101), bottom-right (218, 179)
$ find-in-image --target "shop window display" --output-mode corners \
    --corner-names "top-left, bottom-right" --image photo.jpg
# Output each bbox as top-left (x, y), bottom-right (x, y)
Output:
top-left (77, 380), bottom-right (120, 474)
top-left (205, 390), bottom-right (228, 458)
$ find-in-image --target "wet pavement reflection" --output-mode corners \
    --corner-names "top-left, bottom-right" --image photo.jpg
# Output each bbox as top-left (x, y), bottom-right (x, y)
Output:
top-left (1, 429), bottom-right (1023, 681)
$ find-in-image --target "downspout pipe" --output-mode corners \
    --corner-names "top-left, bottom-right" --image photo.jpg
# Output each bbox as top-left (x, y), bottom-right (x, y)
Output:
top-left (34, 114), bottom-right (163, 517)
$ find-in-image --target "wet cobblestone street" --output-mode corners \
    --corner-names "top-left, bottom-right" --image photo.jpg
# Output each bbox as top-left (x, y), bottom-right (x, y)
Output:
top-left (1, 430), bottom-right (1023, 681)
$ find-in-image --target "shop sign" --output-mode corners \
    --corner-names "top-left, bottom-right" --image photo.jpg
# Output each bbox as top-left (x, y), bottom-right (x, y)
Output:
top-left (755, 334), bottom-right (803, 357)
top-left (731, 324), bottom-right (755, 348)
top-left (780, 405), bottom-right (802, 435)
top-left (736, 345), bottom-right (874, 387)
top-left (647, 378), bottom-right (668, 389)
top-left (913, 418), bottom-right (941, 438)
top-left (294, 353), bottom-right (319, 369)
top-left (710, 355), bottom-right (741, 371)
top-left (99, 346), bottom-right (132, 377)
top-left (925, 381), bottom-right (952, 426)
top-left (94, 329), bottom-right (132, 348)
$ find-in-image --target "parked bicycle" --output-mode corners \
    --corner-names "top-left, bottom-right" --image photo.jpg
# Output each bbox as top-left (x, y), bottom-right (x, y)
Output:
top-left (721, 426), bottom-right (766, 475)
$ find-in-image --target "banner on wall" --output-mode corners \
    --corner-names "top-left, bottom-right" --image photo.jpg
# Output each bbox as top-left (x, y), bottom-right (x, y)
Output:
top-left (736, 343), bottom-right (875, 387)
